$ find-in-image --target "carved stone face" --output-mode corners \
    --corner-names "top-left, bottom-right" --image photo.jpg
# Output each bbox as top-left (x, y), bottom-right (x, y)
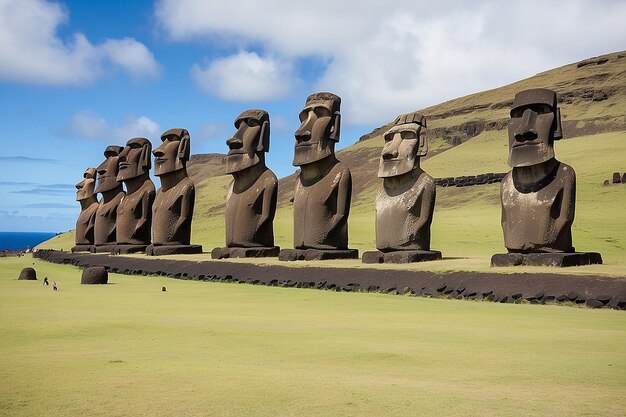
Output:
top-left (293, 93), bottom-right (340, 166)
top-left (75, 168), bottom-right (96, 201)
top-left (508, 88), bottom-right (561, 168)
top-left (117, 137), bottom-right (152, 181)
top-left (225, 110), bottom-right (269, 174)
top-left (153, 129), bottom-right (190, 176)
top-left (95, 146), bottom-right (123, 193)
top-left (378, 122), bottom-right (425, 178)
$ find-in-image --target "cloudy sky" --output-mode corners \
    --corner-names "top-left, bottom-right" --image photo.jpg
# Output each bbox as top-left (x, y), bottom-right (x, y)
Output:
top-left (1, 0), bottom-right (625, 232)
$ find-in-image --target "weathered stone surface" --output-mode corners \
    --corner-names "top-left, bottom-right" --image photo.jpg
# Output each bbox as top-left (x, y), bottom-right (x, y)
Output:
top-left (151, 129), bottom-right (202, 254)
top-left (110, 245), bottom-right (149, 254)
top-left (490, 252), bottom-right (603, 267)
top-left (72, 244), bottom-right (94, 253)
top-left (612, 172), bottom-right (621, 183)
top-left (286, 92), bottom-right (356, 256)
top-left (94, 146), bottom-right (125, 247)
top-left (224, 110), bottom-right (278, 251)
top-left (18, 267), bottom-right (37, 280)
top-left (586, 299), bottom-right (604, 308)
top-left (375, 112), bottom-right (437, 254)
top-left (81, 266), bottom-right (108, 284)
top-left (211, 246), bottom-right (280, 259)
top-left (278, 248), bottom-right (358, 261)
top-left (116, 137), bottom-right (155, 247)
top-left (74, 167), bottom-right (99, 247)
top-left (495, 88), bottom-right (601, 266)
top-left (362, 250), bottom-right (442, 264)
top-left (146, 244), bottom-right (203, 256)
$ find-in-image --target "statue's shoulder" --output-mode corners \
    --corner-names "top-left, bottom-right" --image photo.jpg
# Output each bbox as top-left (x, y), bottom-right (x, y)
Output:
top-left (331, 161), bottom-right (351, 179)
top-left (260, 167), bottom-right (278, 187)
top-left (556, 161), bottom-right (576, 181)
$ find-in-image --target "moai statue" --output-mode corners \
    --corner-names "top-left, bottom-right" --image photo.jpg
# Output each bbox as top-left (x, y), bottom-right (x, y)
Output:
top-left (279, 92), bottom-right (358, 261)
top-left (72, 167), bottom-right (99, 253)
top-left (146, 128), bottom-right (202, 255)
top-left (114, 137), bottom-right (156, 254)
top-left (94, 145), bottom-right (125, 252)
top-left (211, 110), bottom-right (279, 259)
top-left (362, 112), bottom-right (441, 263)
top-left (491, 88), bottom-right (602, 267)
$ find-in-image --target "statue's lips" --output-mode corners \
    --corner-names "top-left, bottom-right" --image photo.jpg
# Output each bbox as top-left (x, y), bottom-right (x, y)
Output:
top-left (295, 142), bottom-right (315, 148)
top-left (154, 157), bottom-right (167, 164)
top-left (227, 149), bottom-right (244, 155)
top-left (118, 162), bottom-right (131, 169)
top-left (512, 140), bottom-right (540, 148)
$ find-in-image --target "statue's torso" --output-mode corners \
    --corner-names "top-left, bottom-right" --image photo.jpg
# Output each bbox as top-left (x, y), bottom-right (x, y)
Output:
top-left (375, 172), bottom-right (435, 251)
top-left (75, 202), bottom-right (99, 245)
top-left (501, 161), bottom-right (575, 252)
top-left (225, 169), bottom-right (277, 247)
top-left (293, 161), bottom-right (351, 249)
top-left (94, 190), bottom-right (125, 245)
top-left (116, 180), bottom-right (156, 245)
top-left (152, 177), bottom-right (194, 246)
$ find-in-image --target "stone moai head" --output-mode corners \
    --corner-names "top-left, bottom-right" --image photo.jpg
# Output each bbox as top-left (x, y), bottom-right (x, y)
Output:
top-left (508, 88), bottom-right (562, 168)
top-left (153, 128), bottom-right (190, 176)
top-left (75, 167), bottom-right (97, 201)
top-left (95, 145), bottom-right (124, 193)
top-left (225, 109), bottom-right (270, 174)
top-left (117, 137), bottom-right (152, 181)
top-left (293, 92), bottom-right (341, 166)
top-left (378, 112), bottom-right (427, 178)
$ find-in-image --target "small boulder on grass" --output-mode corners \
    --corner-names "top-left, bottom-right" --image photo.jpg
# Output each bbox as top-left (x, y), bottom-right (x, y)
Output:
top-left (18, 267), bottom-right (37, 280)
top-left (81, 267), bottom-right (108, 284)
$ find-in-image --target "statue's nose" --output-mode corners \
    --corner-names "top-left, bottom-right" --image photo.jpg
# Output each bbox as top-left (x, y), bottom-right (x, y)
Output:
top-left (226, 136), bottom-right (242, 149)
top-left (514, 109), bottom-right (538, 141)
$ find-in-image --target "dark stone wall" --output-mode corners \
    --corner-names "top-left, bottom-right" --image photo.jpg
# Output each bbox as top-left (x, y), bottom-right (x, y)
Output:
top-left (34, 250), bottom-right (626, 310)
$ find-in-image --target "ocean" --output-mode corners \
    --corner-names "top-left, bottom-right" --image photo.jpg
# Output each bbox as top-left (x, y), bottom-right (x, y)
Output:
top-left (0, 231), bottom-right (57, 251)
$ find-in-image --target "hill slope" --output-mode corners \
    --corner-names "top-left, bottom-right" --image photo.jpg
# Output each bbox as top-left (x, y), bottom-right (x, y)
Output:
top-left (40, 50), bottom-right (626, 266)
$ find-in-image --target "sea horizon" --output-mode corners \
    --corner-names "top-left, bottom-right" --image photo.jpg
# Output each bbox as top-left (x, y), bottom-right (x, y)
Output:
top-left (0, 231), bottom-right (60, 251)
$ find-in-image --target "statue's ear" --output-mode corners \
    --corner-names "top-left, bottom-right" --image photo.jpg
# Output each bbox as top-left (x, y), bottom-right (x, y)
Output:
top-left (420, 115), bottom-right (427, 129)
top-left (178, 136), bottom-right (190, 161)
top-left (553, 107), bottom-right (563, 140)
top-left (141, 142), bottom-right (152, 170)
top-left (257, 120), bottom-right (270, 153)
top-left (417, 131), bottom-right (428, 157)
top-left (329, 111), bottom-right (341, 142)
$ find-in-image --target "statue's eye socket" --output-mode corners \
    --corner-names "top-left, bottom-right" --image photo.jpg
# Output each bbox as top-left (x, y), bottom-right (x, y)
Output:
top-left (510, 108), bottom-right (523, 118)
top-left (384, 134), bottom-right (393, 142)
top-left (401, 131), bottom-right (416, 139)
top-left (535, 104), bottom-right (552, 114)
top-left (314, 107), bottom-right (330, 118)
top-left (247, 119), bottom-right (259, 127)
top-left (298, 111), bottom-right (308, 122)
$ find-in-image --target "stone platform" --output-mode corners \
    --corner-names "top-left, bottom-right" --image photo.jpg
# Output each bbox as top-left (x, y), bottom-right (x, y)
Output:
top-left (211, 246), bottom-right (280, 259)
top-left (279, 248), bottom-right (359, 261)
top-left (491, 252), bottom-right (603, 267)
top-left (362, 250), bottom-right (442, 264)
top-left (33, 250), bottom-right (626, 309)
top-left (71, 245), bottom-right (94, 253)
top-left (146, 244), bottom-right (203, 256)
top-left (93, 245), bottom-right (118, 253)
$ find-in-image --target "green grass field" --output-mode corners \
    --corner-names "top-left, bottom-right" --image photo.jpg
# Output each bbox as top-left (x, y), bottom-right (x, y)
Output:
top-left (1, 256), bottom-right (625, 417)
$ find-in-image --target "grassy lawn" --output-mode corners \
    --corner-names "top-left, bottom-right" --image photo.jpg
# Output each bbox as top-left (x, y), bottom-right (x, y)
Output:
top-left (1, 255), bottom-right (625, 417)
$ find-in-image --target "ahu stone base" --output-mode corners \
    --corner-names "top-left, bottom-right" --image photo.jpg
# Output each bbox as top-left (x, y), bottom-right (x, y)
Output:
top-left (211, 246), bottom-right (280, 259)
top-left (146, 244), bottom-right (203, 256)
top-left (96, 245), bottom-right (148, 255)
top-left (72, 245), bottom-right (94, 253)
top-left (279, 248), bottom-right (359, 261)
top-left (491, 252), bottom-right (603, 267)
top-left (362, 250), bottom-right (442, 264)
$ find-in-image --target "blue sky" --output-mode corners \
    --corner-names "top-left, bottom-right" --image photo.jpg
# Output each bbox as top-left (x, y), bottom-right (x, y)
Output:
top-left (1, 0), bottom-right (625, 232)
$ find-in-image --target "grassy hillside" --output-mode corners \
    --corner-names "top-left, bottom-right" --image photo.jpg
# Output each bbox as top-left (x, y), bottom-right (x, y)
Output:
top-left (2, 256), bottom-right (625, 417)
top-left (38, 51), bottom-right (626, 269)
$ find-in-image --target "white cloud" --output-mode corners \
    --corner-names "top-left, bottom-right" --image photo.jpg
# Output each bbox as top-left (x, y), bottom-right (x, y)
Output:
top-left (60, 110), bottom-right (160, 142)
top-left (0, 0), bottom-right (159, 85)
top-left (156, 0), bottom-right (626, 125)
top-left (191, 51), bottom-right (300, 101)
